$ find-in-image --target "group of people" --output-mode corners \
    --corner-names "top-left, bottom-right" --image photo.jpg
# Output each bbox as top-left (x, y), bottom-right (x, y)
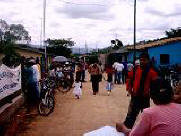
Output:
top-left (116, 53), bottom-right (181, 136)
top-left (73, 53), bottom-right (181, 135)
top-left (22, 53), bottom-right (181, 135)
top-left (22, 57), bottom-right (41, 111)
top-left (73, 61), bottom-right (103, 98)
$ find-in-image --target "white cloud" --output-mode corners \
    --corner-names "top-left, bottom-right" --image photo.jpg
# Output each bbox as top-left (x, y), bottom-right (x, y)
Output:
top-left (0, 0), bottom-right (180, 49)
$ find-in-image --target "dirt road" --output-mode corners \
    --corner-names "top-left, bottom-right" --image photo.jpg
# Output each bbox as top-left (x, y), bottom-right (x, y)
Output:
top-left (16, 75), bottom-right (130, 136)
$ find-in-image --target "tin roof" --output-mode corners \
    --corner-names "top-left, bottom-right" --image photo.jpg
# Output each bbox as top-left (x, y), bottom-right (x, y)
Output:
top-left (127, 37), bottom-right (181, 50)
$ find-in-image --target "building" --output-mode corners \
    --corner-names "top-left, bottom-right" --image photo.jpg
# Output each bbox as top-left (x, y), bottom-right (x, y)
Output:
top-left (99, 37), bottom-right (181, 68)
top-left (0, 44), bottom-right (53, 71)
top-left (127, 37), bottom-right (181, 67)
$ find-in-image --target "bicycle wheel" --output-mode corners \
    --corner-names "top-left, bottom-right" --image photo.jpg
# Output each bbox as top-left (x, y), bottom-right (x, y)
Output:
top-left (38, 95), bottom-right (55, 116)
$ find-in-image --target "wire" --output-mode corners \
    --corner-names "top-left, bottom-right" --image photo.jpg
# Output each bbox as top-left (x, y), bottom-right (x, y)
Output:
top-left (59, 0), bottom-right (108, 6)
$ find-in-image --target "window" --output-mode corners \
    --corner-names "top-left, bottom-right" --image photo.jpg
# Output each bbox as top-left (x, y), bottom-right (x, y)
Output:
top-left (160, 54), bottom-right (169, 65)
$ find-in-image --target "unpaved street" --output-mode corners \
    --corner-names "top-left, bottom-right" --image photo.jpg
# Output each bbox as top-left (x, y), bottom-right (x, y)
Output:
top-left (17, 75), bottom-right (130, 136)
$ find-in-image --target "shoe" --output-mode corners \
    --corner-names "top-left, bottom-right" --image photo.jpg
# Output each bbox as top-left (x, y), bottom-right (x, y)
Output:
top-left (108, 92), bottom-right (110, 96)
top-left (93, 92), bottom-right (96, 95)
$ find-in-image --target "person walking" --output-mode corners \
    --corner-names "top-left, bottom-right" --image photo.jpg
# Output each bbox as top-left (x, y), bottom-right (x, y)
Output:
top-left (80, 59), bottom-right (86, 82)
top-left (112, 62), bottom-right (118, 84)
top-left (89, 63), bottom-right (101, 95)
top-left (105, 64), bottom-right (114, 96)
top-left (73, 64), bottom-right (82, 99)
top-left (115, 62), bottom-right (124, 84)
top-left (122, 61), bottom-right (128, 84)
top-left (116, 53), bottom-right (158, 130)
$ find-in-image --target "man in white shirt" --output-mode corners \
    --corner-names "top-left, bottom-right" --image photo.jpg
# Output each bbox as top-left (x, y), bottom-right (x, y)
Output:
top-left (112, 62), bottom-right (119, 84)
top-left (115, 63), bottom-right (124, 84)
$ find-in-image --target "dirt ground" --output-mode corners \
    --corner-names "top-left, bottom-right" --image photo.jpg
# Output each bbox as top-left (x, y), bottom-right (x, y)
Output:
top-left (16, 74), bottom-right (131, 136)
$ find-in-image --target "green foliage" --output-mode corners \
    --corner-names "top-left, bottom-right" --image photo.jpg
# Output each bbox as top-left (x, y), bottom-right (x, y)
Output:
top-left (1, 43), bottom-right (21, 67)
top-left (165, 27), bottom-right (181, 38)
top-left (0, 19), bottom-right (31, 44)
top-left (46, 38), bottom-right (75, 57)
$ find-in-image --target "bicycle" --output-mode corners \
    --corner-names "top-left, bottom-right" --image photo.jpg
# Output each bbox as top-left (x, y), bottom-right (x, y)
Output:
top-left (38, 77), bottom-right (55, 116)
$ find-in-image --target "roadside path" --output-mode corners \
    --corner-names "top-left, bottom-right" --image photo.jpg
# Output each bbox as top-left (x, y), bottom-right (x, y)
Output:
top-left (17, 75), bottom-right (130, 136)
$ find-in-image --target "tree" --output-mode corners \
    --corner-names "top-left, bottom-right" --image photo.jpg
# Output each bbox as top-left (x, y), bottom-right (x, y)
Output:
top-left (46, 38), bottom-right (75, 58)
top-left (0, 19), bottom-right (31, 44)
top-left (10, 24), bottom-right (31, 43)
top-left (2, 42), bottom-right (21, 67)
top-left (0, 19), bottom-right (29, 66)
top-left (165, 27), bottom-right (181, 38)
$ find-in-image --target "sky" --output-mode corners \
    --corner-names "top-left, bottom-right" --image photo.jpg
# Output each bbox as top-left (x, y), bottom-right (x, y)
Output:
top-left (0, 0), bottom-right (181, 49)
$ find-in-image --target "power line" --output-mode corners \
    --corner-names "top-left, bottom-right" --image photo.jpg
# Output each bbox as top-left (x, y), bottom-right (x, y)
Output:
top-left (59, 0), bottom-right (108, 6)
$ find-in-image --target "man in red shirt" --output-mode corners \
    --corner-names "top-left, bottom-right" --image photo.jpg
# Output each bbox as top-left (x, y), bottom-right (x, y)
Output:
top-left (116, 53), bottom-right (158, 131)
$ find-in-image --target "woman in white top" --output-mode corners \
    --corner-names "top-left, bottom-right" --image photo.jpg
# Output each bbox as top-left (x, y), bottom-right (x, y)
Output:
top-left (73, 64), bottom-right (82, 99)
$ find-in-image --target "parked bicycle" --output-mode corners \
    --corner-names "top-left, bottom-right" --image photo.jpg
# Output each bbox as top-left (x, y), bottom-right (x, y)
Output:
top-left (38, 76), bottom-right (55, 116)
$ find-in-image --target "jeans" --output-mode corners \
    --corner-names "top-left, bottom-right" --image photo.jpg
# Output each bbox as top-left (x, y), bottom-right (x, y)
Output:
top-left (124, 96), bottom-right (150, 129)
top-left (117, 71), bottom-right (122, 84)
top-left (122, 70), bottom-right (127, 84)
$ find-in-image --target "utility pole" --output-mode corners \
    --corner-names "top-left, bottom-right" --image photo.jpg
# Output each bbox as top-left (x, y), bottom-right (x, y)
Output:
top-left (133, 0), bottom-right (136, 64)
top-left (40, 18), bottom-right (42, 48)
top-left (43, 0), bottom-right (47, 71)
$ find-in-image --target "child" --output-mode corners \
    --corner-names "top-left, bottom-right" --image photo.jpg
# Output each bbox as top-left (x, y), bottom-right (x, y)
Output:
top-left (106, 64), bottom-right (113, 96)
top-left (73, 64), bottom-right (82, 99)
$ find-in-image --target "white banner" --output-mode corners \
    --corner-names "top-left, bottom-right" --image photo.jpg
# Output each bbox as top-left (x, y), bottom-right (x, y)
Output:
top-left (0, 64), bottom-right (21, 100)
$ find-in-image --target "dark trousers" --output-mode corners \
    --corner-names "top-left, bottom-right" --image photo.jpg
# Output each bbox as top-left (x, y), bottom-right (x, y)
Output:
top-left (122, 70), bottom-right (127, 84)
top-left (114, 72), bottom-right (118, 84)
top-left (124, 96), bottom-right (150, 129)
top-left (91, 75), bottom-right (99, 93)
top-left (81, 70), bottom-right (85, 81)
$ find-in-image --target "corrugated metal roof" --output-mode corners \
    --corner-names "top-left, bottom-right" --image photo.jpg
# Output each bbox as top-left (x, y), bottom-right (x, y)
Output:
top-left (127, 37), bottom-right (181, 50)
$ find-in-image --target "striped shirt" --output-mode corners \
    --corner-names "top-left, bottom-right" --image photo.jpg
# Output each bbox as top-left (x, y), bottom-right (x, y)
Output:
top-left (130, 103), bottom-right (181, 136)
